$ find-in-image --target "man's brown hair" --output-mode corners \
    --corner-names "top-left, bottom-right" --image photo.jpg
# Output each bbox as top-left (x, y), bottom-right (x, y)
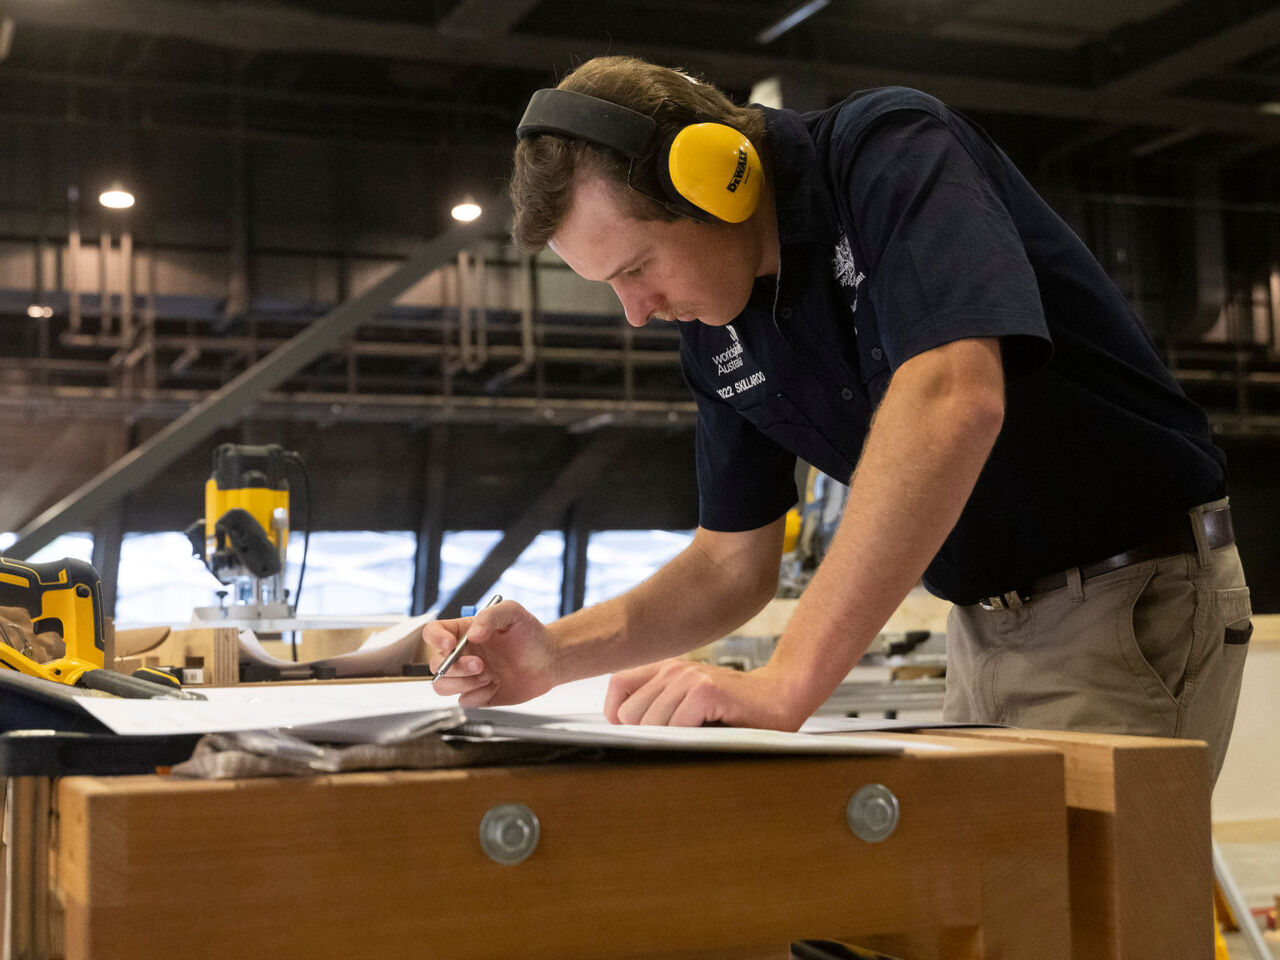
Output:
top-left (509, 56), bottom-right (767, 253)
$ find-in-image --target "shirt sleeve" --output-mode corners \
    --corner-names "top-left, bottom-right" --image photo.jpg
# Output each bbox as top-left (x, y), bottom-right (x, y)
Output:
top-left (836, 110), bottom-right (1053, 381)
top-left (681, 349), bottom-right (799, 532)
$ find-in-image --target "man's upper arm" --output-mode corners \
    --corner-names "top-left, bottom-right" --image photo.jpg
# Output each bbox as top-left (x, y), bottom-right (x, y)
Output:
top-left (691, 517), bottom-right (787, 598)
top-left (890, 336), bottom-right (1006, 414)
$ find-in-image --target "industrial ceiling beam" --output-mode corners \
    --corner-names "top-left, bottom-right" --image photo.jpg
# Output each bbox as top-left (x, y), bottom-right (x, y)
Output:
top-left (89, 424), bottom-right (133, 617)
top-left (0, 391), bottom-right (701, 428)
top-left (4, 210), bottom-right (500, 559)
top-left (437, 0), bottom-right (543, 37)
top-left (411, 424), bottom-right (449, 616)
top-left (6, 0), bottom-right (1280, 137)
top-left (1101, 6), bottom-right (1280, 98)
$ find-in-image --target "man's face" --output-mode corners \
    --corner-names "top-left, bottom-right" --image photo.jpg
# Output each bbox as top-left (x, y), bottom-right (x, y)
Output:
top-left (549, 175), bottom-right (766, 328)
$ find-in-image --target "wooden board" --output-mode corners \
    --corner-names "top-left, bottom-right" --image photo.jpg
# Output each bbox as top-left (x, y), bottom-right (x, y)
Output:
top-left (936, 728), bottom-right (1212, 960)
top-left (56, 735), bottom-right (1070, 960)
top-left (112, 626), bottom-right (379, 683)
top-left (112, 626), bottom-right (171, 659)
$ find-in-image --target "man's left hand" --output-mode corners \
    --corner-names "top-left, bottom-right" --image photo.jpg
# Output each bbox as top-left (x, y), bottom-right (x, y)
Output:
top-left (604, 659), bottom-right (800, 729)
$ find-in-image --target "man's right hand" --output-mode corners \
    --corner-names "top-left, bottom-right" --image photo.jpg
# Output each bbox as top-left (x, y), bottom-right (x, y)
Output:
top-left (422, 600), bottom-right (560, 707)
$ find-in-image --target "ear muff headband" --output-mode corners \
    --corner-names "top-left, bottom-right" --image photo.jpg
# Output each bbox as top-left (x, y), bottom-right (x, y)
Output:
top-left (517, 87), bottom-right (762, 224)
top-left (517, 88), bottom-right (655, 159)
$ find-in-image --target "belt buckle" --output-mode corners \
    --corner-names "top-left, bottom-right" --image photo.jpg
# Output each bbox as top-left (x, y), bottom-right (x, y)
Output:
top-left (979, 590), bottom-right (1028, 611)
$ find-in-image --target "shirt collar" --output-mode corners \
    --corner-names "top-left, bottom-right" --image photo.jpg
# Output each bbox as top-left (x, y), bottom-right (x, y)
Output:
top-left (760, 106), bottom-right (842, 247)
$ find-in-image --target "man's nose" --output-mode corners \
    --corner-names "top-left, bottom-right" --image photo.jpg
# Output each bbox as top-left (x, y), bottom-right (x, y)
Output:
top-left (618, 290), bottom-right (659, 328)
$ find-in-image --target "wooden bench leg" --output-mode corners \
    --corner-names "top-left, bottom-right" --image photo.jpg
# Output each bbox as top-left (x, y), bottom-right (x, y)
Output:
top-left (935, 729), bottom-right (1213, 960)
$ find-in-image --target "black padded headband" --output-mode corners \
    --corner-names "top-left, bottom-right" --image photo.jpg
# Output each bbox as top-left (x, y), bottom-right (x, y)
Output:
top-left (516, 89), bottom-right (657, 159)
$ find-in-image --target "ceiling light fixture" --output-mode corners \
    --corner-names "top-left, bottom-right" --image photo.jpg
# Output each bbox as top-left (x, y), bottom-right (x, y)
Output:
top-left (451, 196), bottom-right (482, 222)
top-left (98, 184), bottom-right (135, 209)
top-left (756, 0), bottom-right (830, 44)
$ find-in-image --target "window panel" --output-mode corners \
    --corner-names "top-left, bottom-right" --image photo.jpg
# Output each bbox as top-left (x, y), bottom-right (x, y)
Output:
top-left (114, 530), bottom-right (417, 624)
top-left (584, 530), bottom-right (694, 607)
top-left (436, 530), bottom-right (564, 624)
top-left (286, 531), bottom-right (416, 617)
top-left (0, 531), bottom-right (95, 565)
top-left (115, 531), bottom-right (219, 625)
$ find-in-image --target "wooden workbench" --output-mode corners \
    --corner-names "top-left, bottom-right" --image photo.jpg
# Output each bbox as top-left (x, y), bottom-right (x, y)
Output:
top-left (55, 734), bottom-right (1071, 960)
top-left (44, 728), bottom-right (1211, 960)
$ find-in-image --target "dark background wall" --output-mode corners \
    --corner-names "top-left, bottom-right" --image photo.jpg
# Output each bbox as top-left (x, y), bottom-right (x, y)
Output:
top-left (119, 421), bottom-right (701, 535)
top-left (2, 0), bottom-right (1280, 611)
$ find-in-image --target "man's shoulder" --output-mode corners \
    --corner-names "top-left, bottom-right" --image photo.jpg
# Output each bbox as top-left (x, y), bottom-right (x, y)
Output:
top-left (804, 86), bottom-right (950, 146)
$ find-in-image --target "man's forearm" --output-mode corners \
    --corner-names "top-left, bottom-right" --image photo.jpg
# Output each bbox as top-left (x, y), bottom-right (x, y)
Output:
top-left (765, 339), bottom-right (1005, 723)
top-left (549, 521), bottom-right (783, 684)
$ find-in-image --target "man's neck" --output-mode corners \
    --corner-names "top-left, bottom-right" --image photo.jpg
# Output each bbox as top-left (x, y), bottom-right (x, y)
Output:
top-left (754, 178), bottom-right (781, 278)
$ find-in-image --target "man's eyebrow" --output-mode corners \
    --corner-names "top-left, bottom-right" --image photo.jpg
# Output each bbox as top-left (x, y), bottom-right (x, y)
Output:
top-left (604, 248), bottom-right (650, 282)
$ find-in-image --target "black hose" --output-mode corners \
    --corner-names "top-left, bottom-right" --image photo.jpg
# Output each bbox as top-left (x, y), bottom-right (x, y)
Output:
top-left (286, 451), bottom-right (312, 614)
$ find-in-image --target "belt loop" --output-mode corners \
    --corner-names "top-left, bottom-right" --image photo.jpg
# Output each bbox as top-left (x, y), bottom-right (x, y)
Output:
top-left (1066, 566), bottom-right (1085, 603)
top-left (1189, 501), bottom-right (1213, 569)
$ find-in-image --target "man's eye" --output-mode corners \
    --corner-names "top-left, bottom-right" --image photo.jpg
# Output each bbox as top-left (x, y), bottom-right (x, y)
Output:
top-left (626, 264), bottom-right (644, 278)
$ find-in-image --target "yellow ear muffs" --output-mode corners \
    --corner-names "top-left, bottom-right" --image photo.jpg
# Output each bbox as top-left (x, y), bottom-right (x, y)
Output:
top-left (661, 122), bottom-right (763, 224)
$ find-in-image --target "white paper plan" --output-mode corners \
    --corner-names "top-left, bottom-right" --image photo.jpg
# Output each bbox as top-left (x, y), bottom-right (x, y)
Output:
top-left (74, 673), bottom-right (952, 754)
top-left (75, 675), bottom-right (610, 736)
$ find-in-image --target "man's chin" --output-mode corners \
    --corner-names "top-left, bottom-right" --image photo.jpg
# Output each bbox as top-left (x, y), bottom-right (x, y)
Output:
top-left (663, 311), bottom-right (731, 326)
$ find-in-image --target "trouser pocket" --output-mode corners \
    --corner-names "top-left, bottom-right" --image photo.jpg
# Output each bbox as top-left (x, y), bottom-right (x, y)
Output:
top-left (1119, 558), bottom-right (1196, 706)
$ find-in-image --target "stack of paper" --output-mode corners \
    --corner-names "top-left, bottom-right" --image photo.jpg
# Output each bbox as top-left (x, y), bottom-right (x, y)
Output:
top-left (70, 675), bottom-right (953, 755)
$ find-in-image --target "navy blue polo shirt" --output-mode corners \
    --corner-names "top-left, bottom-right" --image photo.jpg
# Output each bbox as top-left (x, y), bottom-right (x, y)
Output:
top-left (678, 87), bottom-right (1226, 605)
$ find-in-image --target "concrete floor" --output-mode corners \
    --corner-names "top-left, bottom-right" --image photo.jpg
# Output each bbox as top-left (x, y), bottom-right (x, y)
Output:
top-left (1218, 835), bottom-right (1280, 959)
top-left (1221, 928), bottom-right (1280, 959)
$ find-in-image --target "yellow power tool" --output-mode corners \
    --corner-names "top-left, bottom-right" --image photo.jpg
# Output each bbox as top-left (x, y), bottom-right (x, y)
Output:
top-left (186, 443), bottom-right (306, 619)
top-left (0, 556), bottom-right (203, 699)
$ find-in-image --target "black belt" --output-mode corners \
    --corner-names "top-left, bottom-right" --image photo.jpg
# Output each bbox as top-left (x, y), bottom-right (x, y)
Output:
top-left (979, 505), bottom-right (1234, 611)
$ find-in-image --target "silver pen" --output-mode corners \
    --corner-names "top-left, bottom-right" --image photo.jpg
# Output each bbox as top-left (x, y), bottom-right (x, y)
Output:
top-left (432, 594), bottom-right (502, 685)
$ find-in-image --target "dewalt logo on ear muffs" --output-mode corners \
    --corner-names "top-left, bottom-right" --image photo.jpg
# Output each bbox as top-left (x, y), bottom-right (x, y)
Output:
top-left (660, 122), bottom-right (761, 223)
top-left (517, 88), bottom-right (763, 224)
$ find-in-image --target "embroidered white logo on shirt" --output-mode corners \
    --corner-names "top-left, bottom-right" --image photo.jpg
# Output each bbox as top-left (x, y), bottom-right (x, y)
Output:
top-left (712, 331), bottom-right (744, 377)
top-left (833, 234), bottom-right (866, 310)
top-left (712, 325), bottom-right (766, 399)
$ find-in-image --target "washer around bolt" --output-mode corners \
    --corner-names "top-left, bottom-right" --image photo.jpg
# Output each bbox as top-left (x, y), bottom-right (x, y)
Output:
top-left (479, 803), bottom-right (541, 865)
top-left (846, 783), bottom-right (900, 843)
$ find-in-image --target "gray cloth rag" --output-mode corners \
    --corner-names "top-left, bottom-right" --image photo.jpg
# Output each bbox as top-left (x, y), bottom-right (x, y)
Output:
top-left (169, 729), bottom-right (593, 779)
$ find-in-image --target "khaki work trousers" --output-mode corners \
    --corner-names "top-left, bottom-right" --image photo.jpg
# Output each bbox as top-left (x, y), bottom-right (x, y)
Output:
top-left (944, 498), bottom-right (1251, 782)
